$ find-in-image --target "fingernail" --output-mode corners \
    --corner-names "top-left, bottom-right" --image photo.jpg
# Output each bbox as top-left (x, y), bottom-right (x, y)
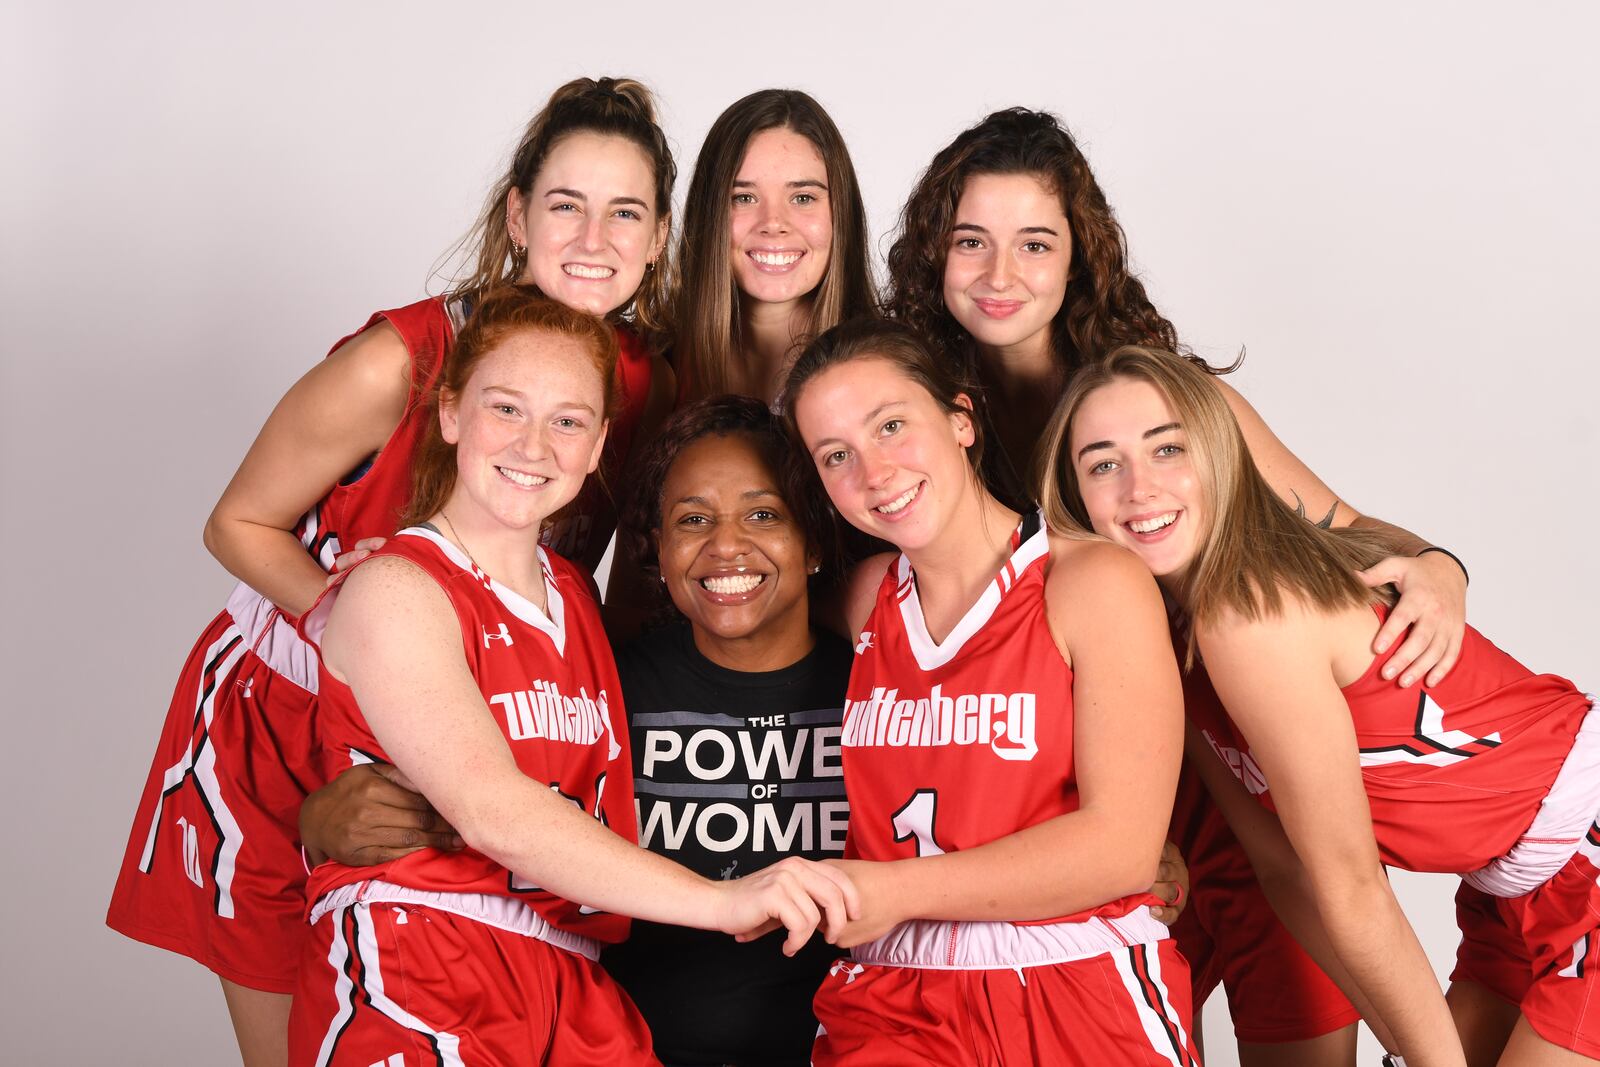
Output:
top-left (1400, 674), bottom-right (1414, 687)
top-left (1382, 665), bottom-right (1396, 679)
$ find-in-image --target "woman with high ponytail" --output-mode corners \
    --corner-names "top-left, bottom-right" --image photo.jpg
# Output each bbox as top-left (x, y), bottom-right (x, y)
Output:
top-left (106, 76), bottom-right (677, 1067)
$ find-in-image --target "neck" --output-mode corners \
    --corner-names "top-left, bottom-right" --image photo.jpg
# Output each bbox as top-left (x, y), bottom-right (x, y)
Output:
top-left (980, 329), bottom-right (1059, 390)
top-left (431, 498), bottom-right (549, 609)
top-left (691, 612), bottom-right (816, 674)
top-left (904, 479), bottom-right (1023, 601)
top-left (740, 298), bottom-right (811, 404)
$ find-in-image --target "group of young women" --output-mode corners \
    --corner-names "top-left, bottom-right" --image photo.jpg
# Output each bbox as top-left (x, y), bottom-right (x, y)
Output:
top-left (106, 75), bottom-right (1597, 1067)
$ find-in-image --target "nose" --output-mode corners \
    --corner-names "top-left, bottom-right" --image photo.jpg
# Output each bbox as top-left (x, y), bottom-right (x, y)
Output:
top-left (982, 248), bottom-right (1015, 290)
top-left (577, 211), bottom-right (606, 254)
top-left (859, 447), bottom-right (895, 492)
top-left (706, 518), bottom-right (753, 559)
top-left (1126, 460), bottom-right (1160, 503)
top-left (518, 421), bottom-right (554, 461)
top-left (757, 198), bottom-right (791, 236)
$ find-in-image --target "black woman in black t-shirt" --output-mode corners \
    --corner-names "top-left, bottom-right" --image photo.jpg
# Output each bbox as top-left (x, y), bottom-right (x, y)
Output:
top-left (601, 394), bottom-right (852, 1066)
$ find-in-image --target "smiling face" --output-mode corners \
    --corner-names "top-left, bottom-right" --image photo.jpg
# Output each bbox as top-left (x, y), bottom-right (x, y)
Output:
top-left (794, 357), bottom-right (975, 554)
top-left (728, 126), bottom-right (833, 311)
top-left (656, 433), bottom-right (816, 666)
top-left (439, 329), bottom-right (609, 535)
top-left (508, 131), bottom-right (668, 316)
top-left (941, 172), bottom-right (1072, 359)
top-left (1067, 377), bottom-right (1204, 582)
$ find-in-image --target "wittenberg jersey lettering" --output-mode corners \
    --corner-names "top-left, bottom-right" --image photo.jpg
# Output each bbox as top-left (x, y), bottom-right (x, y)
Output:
top-left (843, 512), bottom-right (1160, 924)
top-left (301, 527), bottom-right (636, 944)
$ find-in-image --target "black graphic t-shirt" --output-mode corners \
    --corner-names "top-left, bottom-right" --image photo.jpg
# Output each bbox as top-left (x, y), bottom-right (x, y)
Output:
top-left (601, 622), bottom-right (851, 1067)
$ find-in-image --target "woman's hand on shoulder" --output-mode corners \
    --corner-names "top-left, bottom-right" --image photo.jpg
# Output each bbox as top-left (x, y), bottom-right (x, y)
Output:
top-left (1356, 550), bottom-right (1467, 688)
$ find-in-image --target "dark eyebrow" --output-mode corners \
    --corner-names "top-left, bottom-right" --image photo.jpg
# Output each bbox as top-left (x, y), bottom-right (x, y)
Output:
top-left (544, 187), bottom-right (585, 200)
top-left (1075, 423), bottom-right (1183, 461)
top-left (787, 179), bottom-right (827, 190)
top-left (951, 223), bottom-right (989, 235)
top-left (610, 195), bottom-right (649, 209)
top-left (809, 401), bottom-right (908, 452)
top-left (671, 488), bottom-right (784, 510)
top-left (1019, 226), bottom-right (1060, 236)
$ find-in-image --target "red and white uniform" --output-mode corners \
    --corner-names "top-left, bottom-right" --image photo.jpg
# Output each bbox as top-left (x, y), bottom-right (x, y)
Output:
top-left (107, 297), bottom-right (656, 993)
top-left (288, 527), bottom-right (652, 1066)
top-left (1169, 672), bottom-right (1358, 1044)
top-left (814, 514), bottom-right (1201, 1066)
top-left (1192, 606), bottom-right (1600, 1058)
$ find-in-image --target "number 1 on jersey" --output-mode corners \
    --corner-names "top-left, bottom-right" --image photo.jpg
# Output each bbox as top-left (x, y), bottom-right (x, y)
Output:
top-left (891, 789), bottom-right (945, 857)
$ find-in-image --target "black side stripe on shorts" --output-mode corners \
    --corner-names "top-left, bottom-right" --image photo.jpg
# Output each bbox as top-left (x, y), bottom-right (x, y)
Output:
top-left (1126, 944), bottom-right (1194, 1066)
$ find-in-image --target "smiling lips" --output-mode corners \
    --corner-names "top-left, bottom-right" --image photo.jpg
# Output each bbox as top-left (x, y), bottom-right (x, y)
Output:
top-left (701, 573), bottom-right (766, 595)
top-left (1124, 510), bottom-right (1180, 539)
top-left (563, 263), bottom-right (615, 280)
top-left (497, 466), bottom-right (549, 489)
top-left (748, 249), bottom-right (804, 272)
top-left (973, 297), bottom-right (1024, 319)
top-left (873, 481), bottom-right (923, 518)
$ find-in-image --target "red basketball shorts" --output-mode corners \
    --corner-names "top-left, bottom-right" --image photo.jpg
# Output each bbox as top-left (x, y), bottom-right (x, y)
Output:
top-left (290, 898), bottom-right (656, 1066)
top-left (107, 605), bottom-right (321, 993)
top-left (812, 916), bottom-right (1201, 1066)
top-left (1169, 766), bottom-right (1358, 1043)
top-left (1452, 828), bottom-right (1600, 1058)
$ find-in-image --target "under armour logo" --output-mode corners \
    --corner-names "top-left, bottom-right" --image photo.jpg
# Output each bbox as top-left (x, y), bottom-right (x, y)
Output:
top-left (830, 960), bottom-right (865, 984)
top-left (854, 631), bottom-right (874, 655)
top-left (482, 623), bottom-right (514, 648)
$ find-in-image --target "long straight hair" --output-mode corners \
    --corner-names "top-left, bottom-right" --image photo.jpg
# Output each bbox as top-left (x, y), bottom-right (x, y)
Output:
top-left (1038, 346), bottom-right (1399, 659)
top-left (441, 77), bottom-right (676, 340)
top-left (673, 89), bottom-right (876, 399)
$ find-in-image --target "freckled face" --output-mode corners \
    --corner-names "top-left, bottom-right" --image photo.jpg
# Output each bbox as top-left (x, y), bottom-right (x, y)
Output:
top-left (728, 127), bottom-right (833, 309)
top-left (941, 172), bottom-right (1071, 356)
top-left (656, 433), bottom-right (816, 646)
top-left (1067, 378), bottom-right (1204, 580)
top-left (794, 357), bottom-right (976, 555)
top-left (440, 330), bottom-right (609, 532)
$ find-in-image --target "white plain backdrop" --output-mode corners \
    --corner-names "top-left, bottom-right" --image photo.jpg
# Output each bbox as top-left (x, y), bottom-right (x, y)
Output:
top-left (4, 3), bottom-right (1597, 1063)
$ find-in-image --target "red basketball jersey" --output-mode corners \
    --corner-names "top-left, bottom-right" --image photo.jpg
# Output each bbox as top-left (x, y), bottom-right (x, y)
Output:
top-left (843, 512), bottom-right (1161, 924)
top-left (301, 527), bottom-right (637, 944)
top-left (1193, 606), bottom-right (1592, 873)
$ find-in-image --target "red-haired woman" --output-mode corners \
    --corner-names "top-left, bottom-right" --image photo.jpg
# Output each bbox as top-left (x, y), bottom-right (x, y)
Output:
top-left (107, 76), bottom-right (676, 1066)
top-left (886, 106), bottom-right (1471, 1066)
top-left (291, 287), bottom-right (855, 1066)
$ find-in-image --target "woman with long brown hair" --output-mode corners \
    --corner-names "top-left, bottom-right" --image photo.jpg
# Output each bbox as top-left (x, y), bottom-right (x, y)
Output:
top-left (1042, 344), bottom-right (1600, 1067)
top-left (107, 76), bottom-right (677, 1067)
top-left (672, 88), bottom-right (877, 404)
top-left (886, 106), bottom-right (1470, 1067)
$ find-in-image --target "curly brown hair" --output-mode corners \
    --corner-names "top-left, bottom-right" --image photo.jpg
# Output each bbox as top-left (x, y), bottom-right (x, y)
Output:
top-left (886, 107), bottom-right (1180, 376)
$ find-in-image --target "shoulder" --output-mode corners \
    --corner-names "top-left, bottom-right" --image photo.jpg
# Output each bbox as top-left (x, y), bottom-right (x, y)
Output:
top-left (616, 622), bottom-right (688, 677)
top-left (844, 551), bottom-right (899, 634)
top-left (1043, 534), bottom-right (1161, 611)
top-left (320, 553), bottom-right (458, 676)
top-left (1194, 593), bottom-right (1345, 673)
top-left (320, 317), bottom-right (413, 396)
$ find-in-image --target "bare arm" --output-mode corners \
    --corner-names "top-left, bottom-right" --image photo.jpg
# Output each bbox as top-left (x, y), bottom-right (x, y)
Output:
top-left (1183, 724), bottom-right (1397, 1052)
top-left (831, 540), bottom-right (1182, 943)
top-left (203, 323), bottom-right (412, 618)
top-left (1199, 605), bottom-right (1464, 1066)
top-left (321, 556), bottom-right (856, 952)
top-left (1217, 377), bottom-right (1467, 686)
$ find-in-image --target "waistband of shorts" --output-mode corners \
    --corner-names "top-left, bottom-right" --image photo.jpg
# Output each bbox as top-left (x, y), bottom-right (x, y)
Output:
top-left (1465, 692), bottom-right (1600, 898)
top-left (309, 880), bottom-right (602, 962)
top-left (848, 907), bottom-right (1168, 970)
top-left (225, 581), bottom-right (320, 694)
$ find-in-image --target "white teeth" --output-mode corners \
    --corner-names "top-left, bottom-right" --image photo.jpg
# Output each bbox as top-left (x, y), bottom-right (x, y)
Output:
top-left (702, 574), bottom-right (765, 595)
top-left (751, 251), bottom-right (801, 266)
top-left (498, 467), bottom-right (548, 488)
top-left (1128, 511), bottom-right (1178, 534)
top-left (875, 485), bottom-right (919, 515)
top-left (563, 264), bottom-right (615, 279)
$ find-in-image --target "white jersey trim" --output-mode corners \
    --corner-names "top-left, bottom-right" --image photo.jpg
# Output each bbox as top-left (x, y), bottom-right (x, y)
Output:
top-left (895, 510), bottom-right (1050, 672)
top-left (1465, 692), bottom-right (1600, 897)
top-left (225, 581), bottom-right (319, 693)
top-left (848, 907), bottom-right (1168, 970)
top-left (397, 527), bottom-right (568, 656)
top-left (309, 879), bottom-right (603, 962)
